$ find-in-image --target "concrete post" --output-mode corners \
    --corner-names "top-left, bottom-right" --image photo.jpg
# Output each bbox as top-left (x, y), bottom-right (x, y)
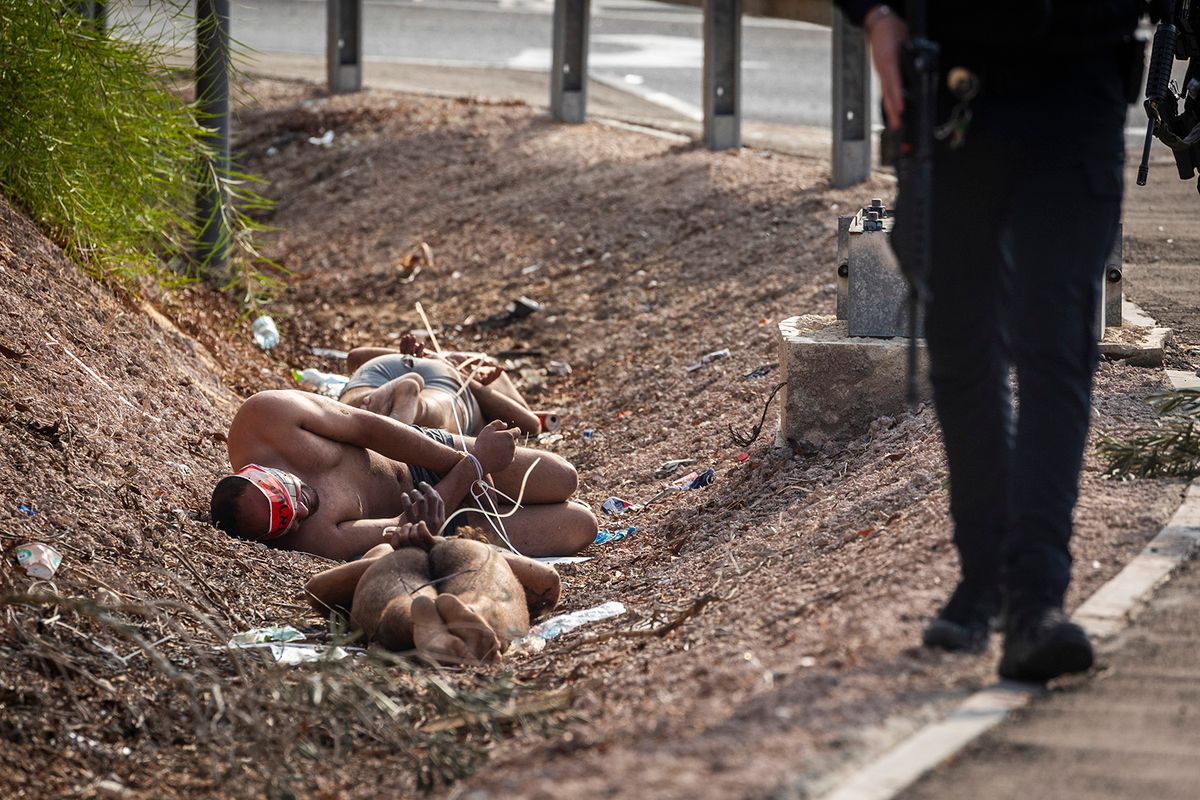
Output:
top-left (831, 8), bottom-right (871, 187)
top-left (196, 0), bottom-right (231, 270)
top-left (703, 0), bottom-right (741, 150)
top-left (327, 0), bottom-right (363, 94)
top-left (551, 0), bottom-right (590, 123)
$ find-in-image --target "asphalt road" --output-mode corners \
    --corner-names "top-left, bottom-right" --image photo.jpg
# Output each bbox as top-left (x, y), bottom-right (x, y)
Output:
top-left (114, 0), bottom-right (855, 128)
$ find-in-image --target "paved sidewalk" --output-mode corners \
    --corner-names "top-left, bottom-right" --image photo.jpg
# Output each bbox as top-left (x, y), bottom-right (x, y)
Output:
top-left (900, 554), bottom-right (1200, 800)
top-left (215, 50), bottom-right (839, 160)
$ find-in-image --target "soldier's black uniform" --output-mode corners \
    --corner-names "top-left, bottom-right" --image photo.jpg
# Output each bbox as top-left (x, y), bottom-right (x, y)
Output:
top-left (836, 1), bottom-right (1140, 680)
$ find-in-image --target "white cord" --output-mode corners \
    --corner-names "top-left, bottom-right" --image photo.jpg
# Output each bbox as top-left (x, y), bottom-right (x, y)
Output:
top-left (436, 456), bottom-right (542, 555)
top-left (410, 302), bottom-right (533, 553)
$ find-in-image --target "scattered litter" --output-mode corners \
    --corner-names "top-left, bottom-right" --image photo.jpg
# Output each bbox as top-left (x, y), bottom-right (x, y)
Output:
top-left (546, 360), bottom-right (572, 376)
top-left (654, 458), bottom-right (696, 479)
top-left (536, 411), bottom-right (561, 433)
top-left (494, 349), bottom-right (545, 358)
top-left (69, 732), bottom-right (132, 758)
top-left (671, 468), bottom-right (716, 491)
top-left (594, 526), bottom-right (636, 545)
top-left (536, 556), bottom-right (593, 565)
top-left (601, 497), bottom-right (638, 517)
top-left (477, 296), bottom-right (543, 329)
top-left (251, 315), bottom-right (279, 350)
top-left (513, 601), bottom-right (626, 652)
top-left (14, 542), bottom-right (62, 579)
top-left (730, 381), bottom-right (787, 447)
top-left (798, 656), bottom-right (817, 668)
top-left (521, 263), bottom-right (542, 275)
top-left (268, 643), bottom-right (351, 665)
top-left (294, 368), bottom-right (349, 398)
top-left (17, 503), bottom-right (35, 517)
top-left (311, 347), bottom-right (348, 360)
top-left (307, 129), bottom-right (335, 147)
top-left (642, 468), bottom-right (717, 508)
top-left (686, 348), bottom-right (731, 373)
top-left (266, 146), bottom-right (279, 157)
top-left (744, 364), bottom-right (776, 380)
top-left (537, 432), bottom-right (563, 445)
top-left (228, 626), bottom-right (305, 648)
top-left (737, 452), bottom-right (750, 462)
top-left (1091, 560), bottom-right (1102, 570)
top-left (582, 429), bottom-right (594, 443)
top-left (518, 368), bottom-right (546, 392)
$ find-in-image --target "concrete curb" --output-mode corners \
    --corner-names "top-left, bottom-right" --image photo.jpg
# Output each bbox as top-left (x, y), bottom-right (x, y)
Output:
top-left (813, 368), bottom-right (1200, 800)
top-left (816, 476), bottom-right (1200, 800)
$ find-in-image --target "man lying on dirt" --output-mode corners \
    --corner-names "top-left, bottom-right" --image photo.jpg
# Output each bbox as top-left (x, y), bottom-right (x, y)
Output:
top-left (208, 389), bottom-right (597, 560)
top-left (339, 336), bottom-right (540, 437)
top-left (304, 521), bottom-right (560, 664)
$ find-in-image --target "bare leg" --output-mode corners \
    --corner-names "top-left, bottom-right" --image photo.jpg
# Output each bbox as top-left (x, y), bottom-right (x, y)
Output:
top-left (471, 379), bottom-right (540, 436)
top-left (464, 500), bottom-right (597, 557)
top-left (497, 550), bottom-right (561, 614)
top-left (351, 548), bottom-right (436, 650)
top-left (448, 434), bottom-right (580, 504)
top-left (304, 543), bottom-right (394, 615)
top-left (385, 374), bottom-right (424, 426)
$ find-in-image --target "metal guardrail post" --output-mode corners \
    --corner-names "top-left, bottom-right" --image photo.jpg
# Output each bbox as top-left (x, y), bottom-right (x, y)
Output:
top-left (551, 0), bottom-right (590, 123)
top-left (196, 0), bottom-right (231, 270)
top-left (327, 0), bottom-right (363, 94)
top-left (831, 8), bottom-right (871, 187)
top-left (703, 0), bottom-right (741, 150)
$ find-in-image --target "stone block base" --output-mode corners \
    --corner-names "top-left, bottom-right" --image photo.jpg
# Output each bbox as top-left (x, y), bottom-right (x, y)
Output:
top-left (778, 315), bottom-right (930, 450)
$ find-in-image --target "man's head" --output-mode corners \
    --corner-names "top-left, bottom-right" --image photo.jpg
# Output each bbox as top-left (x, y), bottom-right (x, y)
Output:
top-left (210, 464), bottom-right (319, 542)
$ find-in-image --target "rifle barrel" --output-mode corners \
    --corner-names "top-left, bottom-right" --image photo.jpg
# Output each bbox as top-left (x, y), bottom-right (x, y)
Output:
top-left (1137, 119), bottom-right (1155, 186)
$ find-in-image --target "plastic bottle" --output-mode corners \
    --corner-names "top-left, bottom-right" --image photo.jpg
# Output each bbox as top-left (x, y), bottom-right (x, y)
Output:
top-left (293, 368), bottom-right (349, 398)
top-left (251, 315), bottom-right (279, 350)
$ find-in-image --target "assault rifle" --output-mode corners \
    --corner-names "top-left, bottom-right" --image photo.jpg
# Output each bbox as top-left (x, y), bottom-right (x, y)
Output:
top-left (888, 0), bottom-right (938, 409)
top-left (1138, 0), bottom-right (1200, 192)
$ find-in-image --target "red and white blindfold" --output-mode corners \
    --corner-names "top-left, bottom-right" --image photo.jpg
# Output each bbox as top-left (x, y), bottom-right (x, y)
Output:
top-left (233, 464), bottom-right (296, 541)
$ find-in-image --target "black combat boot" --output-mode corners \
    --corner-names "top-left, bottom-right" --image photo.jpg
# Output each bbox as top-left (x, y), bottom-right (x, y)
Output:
top-left (921, 580), bottom-right (1000, 654)
top-left (998, 606), bottom-right (1093, 682)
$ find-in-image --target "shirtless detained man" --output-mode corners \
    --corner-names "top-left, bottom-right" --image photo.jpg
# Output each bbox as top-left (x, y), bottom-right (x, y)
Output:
top-left (339, 339), bottom-right (541, 437)
top-left (303, 521), bottom-right (561, 664)
top-left (208, 389), bottom-right (597, 561)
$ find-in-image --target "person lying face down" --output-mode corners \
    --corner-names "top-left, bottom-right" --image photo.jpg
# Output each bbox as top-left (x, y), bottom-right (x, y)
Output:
top-left (338, 338), bottom-right (541, 438)
top-left (304, 522), bottom-right (561, 665)
top-left (208, 389), bottom-right (597, 561)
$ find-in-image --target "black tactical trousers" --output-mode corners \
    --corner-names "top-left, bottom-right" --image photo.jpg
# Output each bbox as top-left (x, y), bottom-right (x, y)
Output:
top-left (925, 50), bottom-right (1127, 612)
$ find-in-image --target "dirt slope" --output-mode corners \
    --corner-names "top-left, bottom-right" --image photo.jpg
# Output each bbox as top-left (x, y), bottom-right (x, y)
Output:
top-left (0, 77), bottom-right (1187, 799)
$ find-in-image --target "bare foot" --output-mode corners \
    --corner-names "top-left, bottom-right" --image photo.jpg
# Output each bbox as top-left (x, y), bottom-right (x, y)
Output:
top-left (435, 594), bottom-right (500, 664)
top-left (410, 595), bottom-right (475, 665)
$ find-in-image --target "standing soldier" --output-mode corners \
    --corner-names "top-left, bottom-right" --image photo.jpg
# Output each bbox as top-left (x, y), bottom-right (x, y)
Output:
top-left (836, 1), bottom-right (1142, 681)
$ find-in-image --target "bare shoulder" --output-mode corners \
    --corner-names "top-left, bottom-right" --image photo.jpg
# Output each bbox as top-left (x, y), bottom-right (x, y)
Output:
top-left (227, 390), bottom-right (343, 469)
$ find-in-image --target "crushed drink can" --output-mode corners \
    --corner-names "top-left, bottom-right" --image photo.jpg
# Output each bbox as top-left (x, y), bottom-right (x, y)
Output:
top-left (15, 542), bottom-right (63, 579)
top-left (536, 411), bottom-right (561, 433)
top-left (601, 497), bottom-right (636, 516)
top-left (669, 467), bottom-right (716, 491)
